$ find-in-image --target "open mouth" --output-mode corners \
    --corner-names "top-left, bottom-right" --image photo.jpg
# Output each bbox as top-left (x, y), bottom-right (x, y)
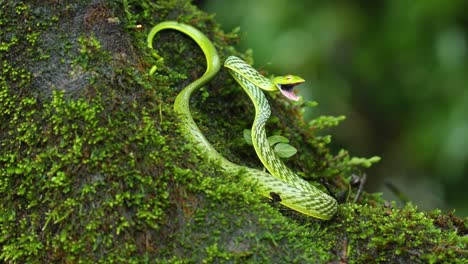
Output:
top-left (277, 83), bottom-right (301, 101)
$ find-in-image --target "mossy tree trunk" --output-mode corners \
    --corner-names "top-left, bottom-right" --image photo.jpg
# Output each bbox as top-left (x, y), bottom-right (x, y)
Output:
top-left (0, 0), bottom-right (466, 263)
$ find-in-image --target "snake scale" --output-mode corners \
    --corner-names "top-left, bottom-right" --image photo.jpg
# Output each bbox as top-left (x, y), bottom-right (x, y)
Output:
top-left (148, 21), bottom-right (337, 219)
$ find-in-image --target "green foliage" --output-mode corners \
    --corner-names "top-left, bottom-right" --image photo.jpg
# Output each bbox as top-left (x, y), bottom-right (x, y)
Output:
top-left (309, 115), bottom-right (346, 130)
top-left (274, 143), bottom-right (297, 159)
top-left (0, 0), bottom-right (466, 263)
top-left (243, 129), bottom-right (298, 158)
top-left (333, 203), bottom-right (467, 263)
top-left (266, 134), bottom-right (289, 146)
top-left (348, 156), bottom-right (381, 168)
top-left (122, 0), bottom-right (135, 26)
top-left (243, 128), bottom-right (254, 145)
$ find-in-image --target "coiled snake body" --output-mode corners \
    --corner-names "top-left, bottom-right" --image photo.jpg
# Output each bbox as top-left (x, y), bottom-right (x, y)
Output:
top-left (148, 21), bottom-right (337, 219)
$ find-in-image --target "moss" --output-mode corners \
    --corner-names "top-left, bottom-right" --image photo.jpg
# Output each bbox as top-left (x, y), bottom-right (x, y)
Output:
top-left (329, 203), bottom-right (467, 263)
top-left (0, 0), bottom-right (466, 263)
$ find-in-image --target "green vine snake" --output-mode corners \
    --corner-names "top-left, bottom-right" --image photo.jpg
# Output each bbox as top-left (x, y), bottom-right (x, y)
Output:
top-left (147, 21), bottom-right (337, 220)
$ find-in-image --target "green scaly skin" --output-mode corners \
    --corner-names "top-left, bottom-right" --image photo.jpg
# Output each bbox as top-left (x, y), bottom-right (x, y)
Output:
top-left (148, 21), bottom-right (337, 220)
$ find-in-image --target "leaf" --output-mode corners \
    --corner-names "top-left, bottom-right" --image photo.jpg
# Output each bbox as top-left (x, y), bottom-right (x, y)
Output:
top-left (6, 167), bottom-right (20, 174)
top-left (348, 156), bottom-right (381, 168)
top-left (243, 129), bottom-right (253, 145)
top-left (304, 101), bottom-right (318, 107)
top-left (274, 143), bottom-right (297, 158)
top-left (267, 135), bottom-right (289, 146)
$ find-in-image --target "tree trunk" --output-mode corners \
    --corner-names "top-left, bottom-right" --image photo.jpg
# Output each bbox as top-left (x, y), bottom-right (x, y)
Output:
top-left (0, 0), bottom-right (465, 263)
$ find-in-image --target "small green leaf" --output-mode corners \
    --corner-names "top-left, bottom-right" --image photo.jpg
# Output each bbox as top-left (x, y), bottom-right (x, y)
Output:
top-left (348, 156), bottom-right (381, 168)
top-left (243, 129), bottom-right (253, 145)
top-left (267, 135), bottom-right (289, 146)
top-left (304, 101), bottom-right (318, 107)
top-left (274, 143), bottom-right (297, 158)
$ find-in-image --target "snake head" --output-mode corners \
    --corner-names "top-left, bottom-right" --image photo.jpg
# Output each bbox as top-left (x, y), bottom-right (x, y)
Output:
top-left (272, 75), bottom-right (305, 101)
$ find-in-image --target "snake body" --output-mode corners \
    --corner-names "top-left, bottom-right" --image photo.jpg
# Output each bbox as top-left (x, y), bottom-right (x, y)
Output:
top-left (148, 21), bottom-right (337, 219)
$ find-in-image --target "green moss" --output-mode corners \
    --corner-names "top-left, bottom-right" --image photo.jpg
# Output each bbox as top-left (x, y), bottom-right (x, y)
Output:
top-left (329, 203), bottom-right (467, 263)
top-left (0, 0), bottom-right (466, 263)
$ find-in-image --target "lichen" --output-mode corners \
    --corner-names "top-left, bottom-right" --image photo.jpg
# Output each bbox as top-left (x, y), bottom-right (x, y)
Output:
top-left (0, 0), bottom-right (466, 263)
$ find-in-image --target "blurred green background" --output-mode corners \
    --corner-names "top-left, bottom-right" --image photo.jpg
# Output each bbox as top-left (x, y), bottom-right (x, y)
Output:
top-left (200, 0), bottom-right (468, 216)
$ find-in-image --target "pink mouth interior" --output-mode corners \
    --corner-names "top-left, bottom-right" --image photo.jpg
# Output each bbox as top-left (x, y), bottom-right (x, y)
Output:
top-left (279, 89), bottom-right (300, 101)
